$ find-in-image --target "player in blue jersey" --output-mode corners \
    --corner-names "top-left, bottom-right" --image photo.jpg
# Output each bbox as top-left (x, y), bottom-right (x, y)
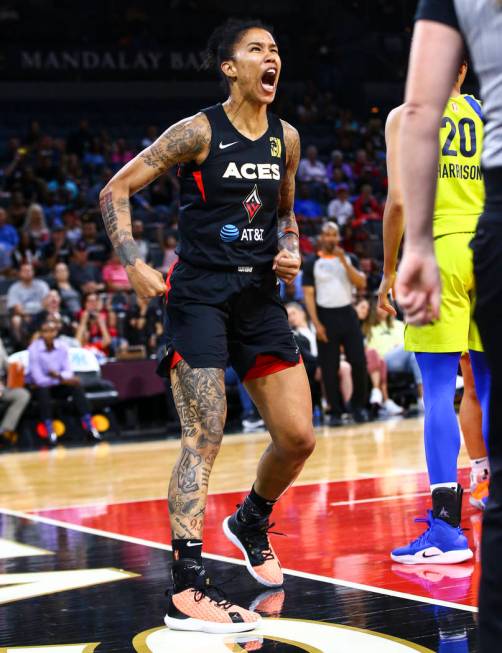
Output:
top-left (100, 18), bottom-right (314, 633)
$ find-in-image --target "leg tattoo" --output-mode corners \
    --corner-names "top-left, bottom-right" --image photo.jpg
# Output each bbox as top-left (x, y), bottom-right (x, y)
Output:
top-left (168, 361), bottom-right (226, 539)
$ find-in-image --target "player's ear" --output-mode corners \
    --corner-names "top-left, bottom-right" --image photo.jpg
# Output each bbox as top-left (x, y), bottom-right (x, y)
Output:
top-left (221, 60), bottom-right (237, 84)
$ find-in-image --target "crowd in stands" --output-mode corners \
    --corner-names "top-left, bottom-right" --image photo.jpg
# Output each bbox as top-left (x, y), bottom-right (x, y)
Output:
top-left (0, 108), bottom-right (422, 445)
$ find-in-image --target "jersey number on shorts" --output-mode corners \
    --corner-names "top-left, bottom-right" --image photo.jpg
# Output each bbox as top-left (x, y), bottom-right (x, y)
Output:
top-left (441, 117), bottom-right (477, 158)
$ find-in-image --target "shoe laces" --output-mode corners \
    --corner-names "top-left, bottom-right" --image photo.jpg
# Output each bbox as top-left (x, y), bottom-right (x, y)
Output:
top-left (191, 577), bottom-right (234, 610)
top-left (411, 510), bottom-right (466, 545)
top-left (243, 519), bottom-right (285, 562)
top-left (409, 511), bottom-right (434, 547)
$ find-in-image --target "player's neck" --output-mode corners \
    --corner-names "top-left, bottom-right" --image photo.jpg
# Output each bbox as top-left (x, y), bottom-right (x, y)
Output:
top-left (223, 96), bottom-right (269, 140)
top-left (450, 86), bottom-right (462, 98)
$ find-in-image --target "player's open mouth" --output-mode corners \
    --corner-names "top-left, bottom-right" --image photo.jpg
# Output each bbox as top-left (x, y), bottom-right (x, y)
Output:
top-left (261, 68), bottom-right (277, 93)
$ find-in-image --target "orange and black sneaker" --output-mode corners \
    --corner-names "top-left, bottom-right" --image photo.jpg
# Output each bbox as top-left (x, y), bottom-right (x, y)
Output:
top-left (469, 467), bottom-right (489, 511)
top-left (223, 512), bottom-right (284, 587)
top-left (164, 558), bottom-right (261, 634)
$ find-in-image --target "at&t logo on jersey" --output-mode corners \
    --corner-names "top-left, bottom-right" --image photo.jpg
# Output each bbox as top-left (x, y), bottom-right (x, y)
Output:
top-left (222, 162), bottom-right (281, 180)
top-left (241, 228), bottom-right (264, 242)
top-left (220, 224), bottom-right (240, 242)
top-left (220, 224), bottom-right (264, 243)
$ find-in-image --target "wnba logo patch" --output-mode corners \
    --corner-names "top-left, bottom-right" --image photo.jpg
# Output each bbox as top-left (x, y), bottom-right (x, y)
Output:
top-left (270, 136), bottom-right (282, 158)
top-left (243, 184), bottom-right (262, 222)
top-left (220, 224), bottom-right (240, 242)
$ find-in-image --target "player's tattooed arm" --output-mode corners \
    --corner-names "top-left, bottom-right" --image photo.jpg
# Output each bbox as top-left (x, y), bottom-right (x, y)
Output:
top-left (99, 113), bottom-right (210, 296)
top-left (277, 120), bottom-right (301, 261)
top-left (139, 113), bottom-right (211, 172)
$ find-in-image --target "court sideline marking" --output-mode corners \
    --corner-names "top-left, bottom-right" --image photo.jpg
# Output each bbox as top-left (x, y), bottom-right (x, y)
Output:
top-left (0, 507), bottom-right (477, 614)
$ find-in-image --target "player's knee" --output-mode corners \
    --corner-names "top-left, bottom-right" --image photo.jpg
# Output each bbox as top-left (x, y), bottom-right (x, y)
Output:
top-left (199, 415), bottom-right (225, 448)
top-left (280, 424), bottom-right (316, 461)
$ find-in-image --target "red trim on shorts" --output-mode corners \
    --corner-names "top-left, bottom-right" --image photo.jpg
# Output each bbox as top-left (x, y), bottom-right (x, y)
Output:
top-left (192, 170), bottom-right (206, 202)
top-left (243, 354), bottom-right (302, 381)
top-left (164, 260), bottom-right (179, 302)
top-left (170, 351), bottom-right (184, 369)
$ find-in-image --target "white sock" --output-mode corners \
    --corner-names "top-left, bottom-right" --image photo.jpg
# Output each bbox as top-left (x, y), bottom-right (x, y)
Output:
top-left (430, 482), bottom-right (457, 493)
top-left (471, 456), bottom-right (490, 481)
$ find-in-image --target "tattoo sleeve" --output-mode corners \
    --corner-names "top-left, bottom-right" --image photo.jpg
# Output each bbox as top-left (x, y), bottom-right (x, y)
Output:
top-left (99, 191), bottom-right (140, 267)
top-left (168, 360), bottom-right (226, 539)
top-left (278, 121), bottom-right (301, 259)
top-left (100, 113), bottom-right (211, 268)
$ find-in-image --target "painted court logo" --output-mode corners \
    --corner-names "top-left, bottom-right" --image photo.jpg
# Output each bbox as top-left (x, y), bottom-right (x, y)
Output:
top-left (243, 184), bottom-right (262, 222)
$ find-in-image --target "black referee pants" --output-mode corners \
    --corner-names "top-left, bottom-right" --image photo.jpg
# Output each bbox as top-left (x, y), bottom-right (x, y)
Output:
top-left (316, 304), bottom-right (367, 416)
top-left (471, 202), bottom-right (502, 652)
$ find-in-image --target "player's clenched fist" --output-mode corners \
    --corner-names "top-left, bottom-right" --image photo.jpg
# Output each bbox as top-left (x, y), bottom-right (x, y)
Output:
top-left (273, 249), bottom-right (301, 284)
top-left (126, 259), bottom-right (165, 298)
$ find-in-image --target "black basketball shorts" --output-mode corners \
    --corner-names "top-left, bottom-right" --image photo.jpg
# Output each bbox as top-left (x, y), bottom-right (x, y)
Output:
top-left (158, 261), bottom-right (301, 381)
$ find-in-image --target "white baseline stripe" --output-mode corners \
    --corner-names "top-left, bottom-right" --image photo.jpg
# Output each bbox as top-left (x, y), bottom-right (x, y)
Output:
top-left (0, 507), bottom-right (477, 614)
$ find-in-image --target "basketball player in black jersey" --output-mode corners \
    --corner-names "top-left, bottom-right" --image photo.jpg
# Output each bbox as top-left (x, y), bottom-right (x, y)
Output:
top-left (100, 19), bottom-right (314, 633)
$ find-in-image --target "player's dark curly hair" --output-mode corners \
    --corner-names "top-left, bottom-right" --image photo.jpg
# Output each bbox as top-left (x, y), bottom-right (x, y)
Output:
top-left (202, 18), bottom-right (274, 89)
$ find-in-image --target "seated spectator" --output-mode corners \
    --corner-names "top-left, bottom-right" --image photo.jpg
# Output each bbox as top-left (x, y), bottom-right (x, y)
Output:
top-left (27, 320), bottom-right (100, 444)
top-left (102, 251), bottom-right (131, 293)
top-left (132, 220), bottom-right (150, 263)
top-left (82, 137), bottom-right (106, 172)
top-left (0, 335), bottom-right (30, 444)
top-left (327, 184), bottom-right (354, 228)
top-left (7, 263), bottom-right (49, 346)
top-left (39, 225), bottom-right (72, 273)
top-left (352, 184), bottom-right (382, 227)
top-left (356, 298), bottom-right (406, 416)
top-left (23, 203), bottom-right (50, 246)
top-left (298, 145), bottom-right (328, 186)
top-left (30, 289), bottom-right (75, 339)
top-left (7, 191), bottom-right (28, 228)
top-left (47, 170), bottom-right (78, 200)
top-left (126, 295), bottom-right (163, 354)
top-left (326, 150), bottom-right (353, 183)
top-left (352, 149), bottom-right (382, 186)
top-left (367, 302), bottom-right (424, 411)
top-left (11, 231), bottom-right (42, 272)
top-left (286, 302), bottom-right (317, 356)
top-left (286, 302), bottom-right (324, 417)
top-left (76, 292), bottom-right (113, 356)
top-left (80, 218), bottom-right (111, 264)
top-left (359, 257), bottom-right (382, 293)
top-left (110, 138), bottom-right (134, 170)
top-left (160, 232), bottom-right (179, 274)
top-left (69, 241), bottom-right (105, 295)
top-left (42, 190), bottom-right (67, 228)
top-left (0, 207), bottom-right (19, 253)
top-left (61, 209), bottom-right (82, 244)
top-left (51, 262), bottom-right (82, 315)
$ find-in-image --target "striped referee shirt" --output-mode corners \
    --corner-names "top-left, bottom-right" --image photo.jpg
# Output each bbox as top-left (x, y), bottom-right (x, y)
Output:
top-left (417, 0), bottom-right (502, 170)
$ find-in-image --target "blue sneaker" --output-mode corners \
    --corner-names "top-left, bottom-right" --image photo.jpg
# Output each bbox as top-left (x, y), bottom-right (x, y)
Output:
top-left (391, 511), bottom-right (473, 565)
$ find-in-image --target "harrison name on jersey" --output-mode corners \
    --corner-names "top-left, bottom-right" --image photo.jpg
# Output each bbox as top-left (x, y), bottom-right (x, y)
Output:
top-left (222, 161), bottom-right (281, 180)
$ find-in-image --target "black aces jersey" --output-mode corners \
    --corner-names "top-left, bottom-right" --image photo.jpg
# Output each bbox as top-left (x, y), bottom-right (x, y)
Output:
top-left (177, 103), bottom-right (286, 270)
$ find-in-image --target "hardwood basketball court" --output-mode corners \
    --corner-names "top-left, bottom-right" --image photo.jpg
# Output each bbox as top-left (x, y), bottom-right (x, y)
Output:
top-left (0, 417), bottom-right (480, 651)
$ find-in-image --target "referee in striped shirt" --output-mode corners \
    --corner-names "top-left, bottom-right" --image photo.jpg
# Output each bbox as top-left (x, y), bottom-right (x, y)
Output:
top-left (394, 1), bottom-right (502, 650)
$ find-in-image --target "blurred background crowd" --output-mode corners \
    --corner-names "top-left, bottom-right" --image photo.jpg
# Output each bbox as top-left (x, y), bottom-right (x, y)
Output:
top-left (0, 0), bottom-right (459, 446)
